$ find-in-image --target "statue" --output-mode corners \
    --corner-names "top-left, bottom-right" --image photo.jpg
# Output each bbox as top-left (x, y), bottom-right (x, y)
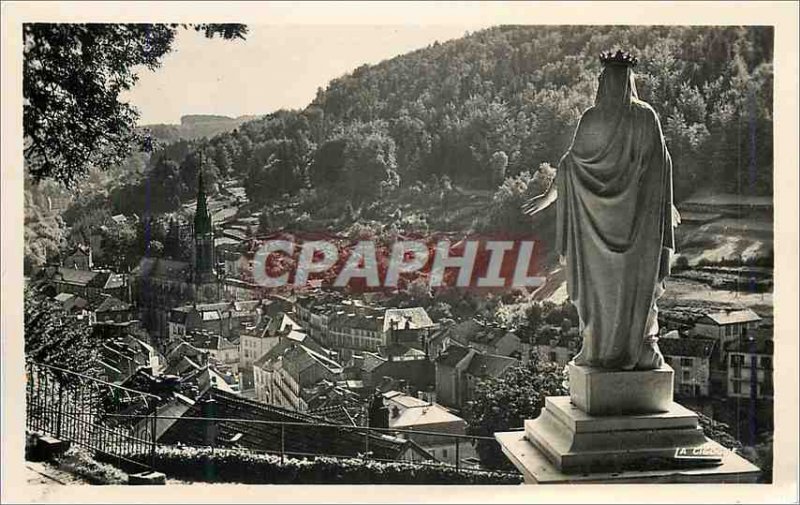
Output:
top-left (524, 50), bottom-right (680, 371)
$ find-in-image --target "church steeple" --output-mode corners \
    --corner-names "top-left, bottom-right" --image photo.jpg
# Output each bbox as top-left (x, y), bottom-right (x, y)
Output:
top-left (193, 153), bottom-right (216, 290)
top-left (194, 164), bottom-right (212, 236)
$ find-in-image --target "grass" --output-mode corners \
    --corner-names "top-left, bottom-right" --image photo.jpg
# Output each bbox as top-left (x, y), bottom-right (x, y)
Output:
top-left (51, 446), bottom-right (129, 485)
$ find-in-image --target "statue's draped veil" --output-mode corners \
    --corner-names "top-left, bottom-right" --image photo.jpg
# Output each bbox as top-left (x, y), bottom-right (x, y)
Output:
top-left (556, 60), bottom-right (674, 370)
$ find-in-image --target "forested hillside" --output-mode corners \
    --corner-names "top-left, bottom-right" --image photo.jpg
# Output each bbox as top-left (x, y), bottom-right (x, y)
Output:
top-left (39, 25), bottom-right (773, 270)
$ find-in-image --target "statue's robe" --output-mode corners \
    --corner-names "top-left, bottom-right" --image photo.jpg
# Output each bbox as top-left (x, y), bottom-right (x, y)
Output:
top-left (557, 66), bottom-right (676, 370)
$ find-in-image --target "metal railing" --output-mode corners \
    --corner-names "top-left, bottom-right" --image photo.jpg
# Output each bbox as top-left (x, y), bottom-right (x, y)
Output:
top-left (25, 361), bottom-right (161, 472)
top-left (26, 361), bottom-right (519, 478)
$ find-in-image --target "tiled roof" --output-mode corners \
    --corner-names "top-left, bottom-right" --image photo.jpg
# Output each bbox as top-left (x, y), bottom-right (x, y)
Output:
top-left (95, 295), bottom-right (131, 313)
top-left (435, 345), bottom-right (472, 368)
top-left (701, 309), bottom-right (761, 326)
top-left (52, 267), bottom-right (100, 287)
top-left (466, 352), bottom-right (517, 378)
top-left (308, 404), bottom-right (358, 427)
top-left (383, 307), bottom-right (434, 333)
top-left (362, 352), bottom-right (388, 373)
top-left (159, 388), bottom-right (427, 461)
top-left (390, 404), bottom-right (465, 430)
top-left (135, 257), bottom-right (192, 281)
top-left (659, 337), bottom-right (716, 358)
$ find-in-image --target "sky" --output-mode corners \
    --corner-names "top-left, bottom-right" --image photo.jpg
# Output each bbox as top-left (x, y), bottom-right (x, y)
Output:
top-left (124, 24), bottom-right (492, 125)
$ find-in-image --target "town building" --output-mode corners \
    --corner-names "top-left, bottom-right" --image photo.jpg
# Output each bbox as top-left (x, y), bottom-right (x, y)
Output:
top-left (726, 334), bottom-right (774, 401)
top-left (434, 344), bottom-right (518, 410)
top-left (93, 294), bottom-right (134, 325)
top-left (62, 244), bottom-right (93, 270)
top-left (293, 295), bottom-right (435, 355)
top-left (659, 334), bottom-right (716, 397)
top-left (184, 329), bottom-right (240, 374)
top-left (531, 328), bottom-right (581, 368)
top-left (443, 319), bottom-right (521, 357)
top-left (253, 340), bottom-right (343, 411)
top-left (383, 391), bottom-right (475, 466)
top-left (693, 309), bottom-right (762, 362)
top-left (47, 267), bottom-right (128, 302)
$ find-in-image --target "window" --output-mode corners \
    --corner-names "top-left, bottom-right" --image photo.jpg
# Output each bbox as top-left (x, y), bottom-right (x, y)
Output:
top-left (725, 325), bottom-right (733, 337)
top-left (730, 354), bottom-right (744, 366)
top-left (761, 357), bottom-right (772, 370)
top-left (680, 357), bottom-right (693, 367)
top-left (442, 449), bottom-right (448, 458)
top-left (682, 371), bottom-right (692, 382)
top-left (548, 352), bottom-right (557, 362)
top-left (732, 381), bottom-right (741, 394)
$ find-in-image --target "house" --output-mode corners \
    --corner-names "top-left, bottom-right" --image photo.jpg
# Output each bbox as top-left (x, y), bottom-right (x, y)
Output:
top-left (444, 319), bottom-right (520, 357)
top-left (659, 334), bottom-right (716, 397)
top-left (52, 292), bottom-right (91, 321)
top-left (185, 329), bottom-right (240, 374)
top-left (303, 380), bottom-right (366, 426)
top-left (99, 337), bottom-right (156, 383)
top-left (62, 244), bottom-right (93, 270)
top-left (93, 294), bottom-right (133, 324)
top-left (159, 388), bottom-right (434, 463)
top-left (726, 334), bottom-right (773, 401)
top-left (253, 340), bottom-right (343, 411)
top-left (359, 351), bottom-right (435, 395)
top-left (168, 300), bottom-right (269, 343)
top-left (382, 391), bottom-right (476, 466)
top-left (383, 307), bottom-right (437, 348)
top-left (693, 309), bottom-right (762, 360)
top-left (434, 345), bottom-right (517, 410)
top-left (531, 327), bottom-right (581, 368)
top-left (294, 295), bottom-right (434, 354)
top-left (48, 267), bottom-right (127, 301)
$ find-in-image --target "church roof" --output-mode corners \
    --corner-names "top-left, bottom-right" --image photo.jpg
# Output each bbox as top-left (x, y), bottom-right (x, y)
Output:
top-left (135, 257), bottom-right (192, 281)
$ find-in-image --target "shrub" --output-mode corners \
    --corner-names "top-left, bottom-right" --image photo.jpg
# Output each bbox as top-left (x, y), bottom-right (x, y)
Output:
top-left (105, 446), bottom-right (522, 485)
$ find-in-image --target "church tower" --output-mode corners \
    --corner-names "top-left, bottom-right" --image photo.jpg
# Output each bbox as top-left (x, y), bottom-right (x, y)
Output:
top-left (193, 165), bottom-right (219, 302)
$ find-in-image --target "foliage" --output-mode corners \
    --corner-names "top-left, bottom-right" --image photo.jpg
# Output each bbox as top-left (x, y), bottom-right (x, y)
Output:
top-left (24, 187), bottom-right (66, 272)
top-left (23, 23), bottom-right (247, 186)
top-left (463, 356), bottom-right (567, 469)
top-left (487, 162), bottom-right (556, 232)
top-left (106, 446), bottom-right (522, 485)
top-left (24, 285), bottom-right (100, 376)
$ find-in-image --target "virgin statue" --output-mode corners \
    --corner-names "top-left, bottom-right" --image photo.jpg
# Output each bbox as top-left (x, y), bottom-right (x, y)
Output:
top-left (524, 50), bottom-right (680, 371)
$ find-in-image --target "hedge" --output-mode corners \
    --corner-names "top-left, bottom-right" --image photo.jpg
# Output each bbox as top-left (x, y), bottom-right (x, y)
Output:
top-left (101, 446), bottom-right (523, 485)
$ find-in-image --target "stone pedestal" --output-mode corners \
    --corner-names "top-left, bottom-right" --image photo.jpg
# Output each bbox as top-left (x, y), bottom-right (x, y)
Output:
top-left (525, 396), bottom-right (709, 473)
top-left (494, 362), bottom-right (761, 483)
top-left (569, 362), bottom-right (674, 415)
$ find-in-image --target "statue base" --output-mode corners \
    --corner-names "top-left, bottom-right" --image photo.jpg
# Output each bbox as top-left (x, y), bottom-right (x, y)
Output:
top-left (524, 396), bottom-right (711, 473)
top-left (494, 364), bottom-right (760, 483)
top-left (569, 362), bottom-right (674, 415)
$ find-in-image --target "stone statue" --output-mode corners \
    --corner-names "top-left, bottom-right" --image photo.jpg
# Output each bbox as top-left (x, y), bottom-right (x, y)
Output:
top-left (524, 50), bottom-right (680, 371)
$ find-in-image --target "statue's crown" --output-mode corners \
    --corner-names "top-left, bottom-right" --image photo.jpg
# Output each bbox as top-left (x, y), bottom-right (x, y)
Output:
top-left (599, 49), bottom-right (638, 68)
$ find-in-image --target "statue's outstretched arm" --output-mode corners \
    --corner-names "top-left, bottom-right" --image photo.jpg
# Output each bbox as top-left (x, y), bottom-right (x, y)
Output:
top-left (521, 179), bottom-right (557, 216)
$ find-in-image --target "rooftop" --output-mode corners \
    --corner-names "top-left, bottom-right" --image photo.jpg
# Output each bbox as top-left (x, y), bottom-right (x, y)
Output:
top-left (700, 309), bottom-right (762, 326)
top-left (659, 337), bottom-right (716, 359)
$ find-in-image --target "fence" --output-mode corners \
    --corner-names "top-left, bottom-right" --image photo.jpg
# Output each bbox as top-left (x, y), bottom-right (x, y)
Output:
top-left (25, 361), bottom-right (161, 472)
top-left (26, 361), bottom-right (519, 479)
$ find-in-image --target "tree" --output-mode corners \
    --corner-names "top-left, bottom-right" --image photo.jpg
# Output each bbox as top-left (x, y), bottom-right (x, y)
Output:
top-left (489, 151), bottom-right (508, 186)
top-left (23, 23), bottom-right (247, 186)
top-left (24, 285), bottom-right (100, 376)
top-left (24, 189), bottom-right (66, 272)
top-left (463, 356), bottom-right (567, 469)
